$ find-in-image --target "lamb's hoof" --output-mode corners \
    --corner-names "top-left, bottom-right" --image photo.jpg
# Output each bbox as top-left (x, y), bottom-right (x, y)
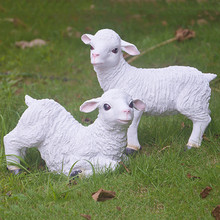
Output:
top-left (125, 145), bottom-right (141, 156)
top-left (185, 145), bottom-right (192, 151)
top-left (8, 168), bottom-right (22, 175)
top-left (184, 144), bottom-right (200, 151)
top-left (70, 170), bottom-right (82, 179)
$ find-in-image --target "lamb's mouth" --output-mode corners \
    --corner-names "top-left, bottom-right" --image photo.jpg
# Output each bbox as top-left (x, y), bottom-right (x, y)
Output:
top-left (117, 119), bottom-right (131, 124)
top-left (91, 62), bottom-right (103, 66)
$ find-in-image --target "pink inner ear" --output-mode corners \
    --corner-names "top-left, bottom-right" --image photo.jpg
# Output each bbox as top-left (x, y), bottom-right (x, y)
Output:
top-left (123, 45), bottom-right (140, 56)
top-left (81, 34), bottom-right (92, 44)
top-left (80, 101), bottom-right (98, 113)
top-left (133, 100), bottom-right (146, 111)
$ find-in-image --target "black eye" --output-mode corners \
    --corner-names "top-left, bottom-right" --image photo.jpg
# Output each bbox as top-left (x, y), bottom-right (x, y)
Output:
top-left (103, 104), bottom-right (111, 111)
top-left (112, 48), bottom-right (118, 54)
top-left (90, 45), bottom-right (94, 50)
top-left (129, 101), bottom-right (134, 108)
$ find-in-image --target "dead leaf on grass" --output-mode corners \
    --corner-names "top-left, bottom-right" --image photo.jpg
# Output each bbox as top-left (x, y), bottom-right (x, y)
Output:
top-left (0, 5), bottom-right (6, 12)
top-left (212, 205), bottom-right (220, 220)
top-left (200, 186), bottom-right (212, 198)
top-left (203, 134), bottom-right (211, 142)
top-left (197, 18), bottom-right (208, 25)
top-left (80, 214), bottom-right (91, 220)
top-left (15, 39), bottom-right (47, 49)
top-left (90, 4), bottom-right (95, 10)
top-left (175, 28), bottom-right (196, 41)
top-left (161, 20), bottom-right (168, 26)
top-left (116, 206), bottom-right (122, 211)
top-left (92, 188), bottom-right (116, 202)
top-left (2, 17), bottom-right (27, 28)
top-left (187, 173), bottom-right (201, 180)
top-left (181, 122), bottom-right (185, 128)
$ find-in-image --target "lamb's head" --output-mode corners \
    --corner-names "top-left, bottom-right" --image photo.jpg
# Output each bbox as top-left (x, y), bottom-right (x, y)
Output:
top-left (81, 29), bottom-right (140, 68)
top-left (80, 89), bottom-right (145, 128)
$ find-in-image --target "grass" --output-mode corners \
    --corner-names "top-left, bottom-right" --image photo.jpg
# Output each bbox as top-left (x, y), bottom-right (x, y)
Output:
top-left (0, 0), bottom-right (220, 219)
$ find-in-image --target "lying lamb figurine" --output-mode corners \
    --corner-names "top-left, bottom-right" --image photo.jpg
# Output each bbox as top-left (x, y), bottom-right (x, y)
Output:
top-left (81, 28), bottom-right (217, 152)
top-left (4, 89), bottom-right (145, 176)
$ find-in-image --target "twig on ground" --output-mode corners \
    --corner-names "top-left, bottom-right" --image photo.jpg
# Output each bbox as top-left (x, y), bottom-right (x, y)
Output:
top-left (119, 161), bottom-right (130, 173)
top-left (159, 145), bottom-right (171, 152)
top-left (127, 28), bottom-right (195, 64)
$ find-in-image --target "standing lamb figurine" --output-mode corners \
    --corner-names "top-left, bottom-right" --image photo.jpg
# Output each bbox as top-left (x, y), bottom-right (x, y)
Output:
top-left (4, 89), bottom-right (145, 176)
top-left (81, 28), bottom-right (217, 152)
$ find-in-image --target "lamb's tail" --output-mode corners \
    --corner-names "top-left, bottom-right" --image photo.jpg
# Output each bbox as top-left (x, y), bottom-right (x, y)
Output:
top-left (25, 95), bottom-right (37, 107)
top-left (204, 73), bottom-right (217, 82)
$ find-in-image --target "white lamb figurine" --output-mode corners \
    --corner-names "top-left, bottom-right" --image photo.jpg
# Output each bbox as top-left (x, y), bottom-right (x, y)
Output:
top-left (4, 89), bottom-right (145, 176)
top-left (81, 28), bottom-right (217, 152)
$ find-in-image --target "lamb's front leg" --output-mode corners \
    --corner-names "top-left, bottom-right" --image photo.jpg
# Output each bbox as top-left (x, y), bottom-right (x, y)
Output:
top-left (4, 130), bottom-right (24, 174)
top-left (126, 109), bottom-right (143, 155)
top-left (70, 159), bottom-right (118, 178)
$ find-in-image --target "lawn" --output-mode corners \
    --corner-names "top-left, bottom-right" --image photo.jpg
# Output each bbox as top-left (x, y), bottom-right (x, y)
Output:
top-left (0, 0), bottom-right (220, 219)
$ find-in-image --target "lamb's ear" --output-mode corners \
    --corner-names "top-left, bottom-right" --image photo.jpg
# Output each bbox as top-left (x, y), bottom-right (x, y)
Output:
top-left (81, 34), bottom-right (93, 45)
top-left (133, 99), bottom-right (146, 111)
top-left (121, 40), bottom-right (140, 56)
top-left (80, 98), bottom-right (101, 113)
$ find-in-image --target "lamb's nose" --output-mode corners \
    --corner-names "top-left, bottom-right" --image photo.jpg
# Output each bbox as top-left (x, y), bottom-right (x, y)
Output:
top-left (123, 109), bottom-right (130, 114)
top-left (92, 53), bottom-right (100, 58)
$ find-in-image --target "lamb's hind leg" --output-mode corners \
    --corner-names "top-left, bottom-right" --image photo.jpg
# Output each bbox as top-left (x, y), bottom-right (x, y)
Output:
top-left (126, 109), bottom-right (143, 155)
top-left (186, 115), bottom-right (211, 149)
top-left (4, 127), bottom-right (43, 174)
top-left (4, 129), bottom-right (25, 174)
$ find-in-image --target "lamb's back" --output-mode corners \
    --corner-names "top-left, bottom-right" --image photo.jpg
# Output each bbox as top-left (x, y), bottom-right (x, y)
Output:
top-left (122, 66), bottom-right (213, 115)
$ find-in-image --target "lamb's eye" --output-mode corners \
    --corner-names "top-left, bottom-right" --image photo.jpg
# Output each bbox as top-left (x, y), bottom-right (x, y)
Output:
top-left (112, 48), bottom-right (118, 54)
top-left (90, 45), bottom-right (94, 50)
top-left (129, 101), bottom-right (134, 108)
top-left (103, 104), bottom-right (111, 111)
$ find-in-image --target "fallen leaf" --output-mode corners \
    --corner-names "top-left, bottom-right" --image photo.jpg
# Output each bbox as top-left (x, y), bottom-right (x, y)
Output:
top-left (175, 28), bottom-right (196, 41)
top-left (197, 18), bottom-right (208, 25)
top-left (132, 14), bottom-right (142, 20)
top-left (187, 173), bottom-right (201, 180)
top-left (212, 205), bottom-right (220, 220)
top-left (3, 17), bottom-right (27, 28)
top-left (80, 214), bottom-right (91, 220)
top-left (92, 188), bottom-right (116, 202)
top-left (15, 39), bottom-right (47, 49)
top-left (85, 26), bottom-right (93, 32)
top-left (0, 5), bottom-right (6, 12)
top-left (116, 206), bottom-right (121, 211)
top-left (90, 4), bottom-right (95, 10)
top-left (200, 186), bottom-right (212, 198)
top-left (203, 134), bottom-right (211, 142)
top-left (161, 20), bottom-right (168, 26)
top-left (181, 122), bottom-right (185, 128)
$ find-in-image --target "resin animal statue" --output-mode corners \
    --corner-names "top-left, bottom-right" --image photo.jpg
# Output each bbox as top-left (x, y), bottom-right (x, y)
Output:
top-left (4, 89), bottom-right (145, 177)
top-left (81, 28), bottom-right (217, 152)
